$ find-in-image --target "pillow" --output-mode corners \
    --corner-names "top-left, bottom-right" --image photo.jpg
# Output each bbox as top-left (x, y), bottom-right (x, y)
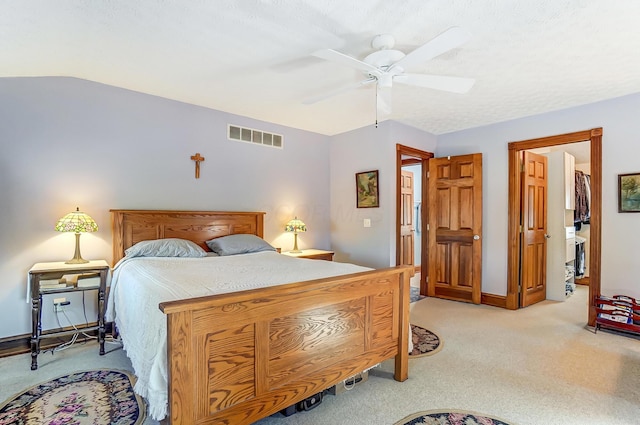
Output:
top-left (206, 234), bottom-right (276, 256)
top-left (125, 238), bottom-right (207, 258)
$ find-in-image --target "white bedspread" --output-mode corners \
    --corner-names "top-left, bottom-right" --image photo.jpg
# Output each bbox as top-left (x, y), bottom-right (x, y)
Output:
top-left (106, 251), bottom-right (381, 420)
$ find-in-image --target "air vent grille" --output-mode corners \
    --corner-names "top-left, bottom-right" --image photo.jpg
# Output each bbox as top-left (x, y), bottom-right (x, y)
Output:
top-left (228, 124), bottom-right (283, 149)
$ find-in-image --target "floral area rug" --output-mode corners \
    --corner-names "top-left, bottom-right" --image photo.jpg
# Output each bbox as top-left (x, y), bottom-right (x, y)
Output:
top-left (410, 324), bottom-right (443, 357)
top-left (410, 286), bottom-right (426, 303)
top-left (0, 369), bottom-right (145, 425)
top-left (395, 409), bottom-right (514, 425)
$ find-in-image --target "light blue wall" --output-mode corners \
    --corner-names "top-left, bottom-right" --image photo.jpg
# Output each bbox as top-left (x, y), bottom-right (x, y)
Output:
top-left (438, 92), bottom-right (640, 299)
top-left (0, 77), bottom-right (332, 338)
top-left (5, 75), bottom-right (637, 339)
top-left (329, 120), bottom-right (436, 268)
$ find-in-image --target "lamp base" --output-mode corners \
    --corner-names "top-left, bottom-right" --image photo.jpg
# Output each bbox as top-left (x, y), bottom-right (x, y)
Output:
top-left (290, 233), bottom-right (302, 254)
top-left (65, 257), bottom-right (89, 264)
top-left (65, 233), bottom-right (89, 264)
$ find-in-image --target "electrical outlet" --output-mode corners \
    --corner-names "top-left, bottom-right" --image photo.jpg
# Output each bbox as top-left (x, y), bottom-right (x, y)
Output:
top-left (53, 297), bottom-right (69, 313)
top-left (363, 218), bottom-right (371, 228)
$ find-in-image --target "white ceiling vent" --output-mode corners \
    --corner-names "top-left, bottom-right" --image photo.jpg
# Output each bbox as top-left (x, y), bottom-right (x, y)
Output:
top-left (228, 124), bottom-right (283, 149)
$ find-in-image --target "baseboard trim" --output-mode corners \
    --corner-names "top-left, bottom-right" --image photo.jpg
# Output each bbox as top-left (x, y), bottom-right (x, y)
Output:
top-left (481, 292), bottom-right (508, 308)
top-left (0, 334), bottom-right (30, 358)
top-left (0, 323), bottom-right (114, 359)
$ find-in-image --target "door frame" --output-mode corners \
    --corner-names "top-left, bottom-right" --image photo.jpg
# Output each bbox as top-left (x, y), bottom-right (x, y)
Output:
top-left (507, 128), bottom-right (602, 326)
top-left (396, 144), bottom-right (433, 295)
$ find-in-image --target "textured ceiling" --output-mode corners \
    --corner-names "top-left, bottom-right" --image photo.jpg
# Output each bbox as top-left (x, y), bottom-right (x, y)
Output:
top-left (2, 1), bottom-right (640, 136)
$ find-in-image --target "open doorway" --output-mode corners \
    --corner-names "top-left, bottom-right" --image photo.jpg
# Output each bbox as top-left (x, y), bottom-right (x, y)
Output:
top-left (396, 144), bottom-right (433, 295)
top-left (507, 128), bottom-right (602, 326)
top-left (527, 141), bottom-right (591, 304)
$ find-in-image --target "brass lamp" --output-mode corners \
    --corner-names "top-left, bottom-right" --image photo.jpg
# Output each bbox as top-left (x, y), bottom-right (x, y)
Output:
top-left (55, 207), bottom-right (98, 264)
top-left (284, 217), bottom-right (306, 253)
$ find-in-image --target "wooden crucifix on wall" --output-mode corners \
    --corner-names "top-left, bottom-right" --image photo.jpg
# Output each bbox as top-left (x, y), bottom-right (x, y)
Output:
top-left (190, 153), bottom-right (205, 179)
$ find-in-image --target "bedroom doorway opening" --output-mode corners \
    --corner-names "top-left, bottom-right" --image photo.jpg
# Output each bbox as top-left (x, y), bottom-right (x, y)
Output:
top-left (507, 128), bottom-right (602, 326)
top-left (396, 144), bottom-right (432, 295)
top-left (525, 141), bottom-right (591, 307)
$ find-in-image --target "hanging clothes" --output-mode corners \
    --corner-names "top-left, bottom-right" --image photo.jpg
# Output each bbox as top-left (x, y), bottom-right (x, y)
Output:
top-left (574, 171), bottom-right (590, 225)
top-left (575, 236), bottom-right (586, 277)
top-left (583, 174), bottom-right (591, 222)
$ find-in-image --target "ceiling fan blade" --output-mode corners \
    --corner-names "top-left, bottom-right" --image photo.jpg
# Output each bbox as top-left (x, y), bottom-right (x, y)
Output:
top-left (392, 26), bottom-right (471, 71)
top-left (312, 48), bottom-right (380, 74)
top-left (394, 73), bottom-right (475, 94)
top-left (303, 78), bottom-right (376, 105)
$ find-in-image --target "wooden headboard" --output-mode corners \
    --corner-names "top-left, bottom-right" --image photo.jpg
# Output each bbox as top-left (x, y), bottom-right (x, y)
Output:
top-left (110, 209), bottom-right (265, 266)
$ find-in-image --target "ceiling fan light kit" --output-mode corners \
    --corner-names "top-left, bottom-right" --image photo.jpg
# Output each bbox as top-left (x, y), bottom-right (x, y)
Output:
top-left (307, 27), bottom-right (476, 118)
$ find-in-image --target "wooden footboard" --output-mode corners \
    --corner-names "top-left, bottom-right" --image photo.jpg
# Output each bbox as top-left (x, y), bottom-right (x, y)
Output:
top-left (159, 265), bottom-right (411, 425)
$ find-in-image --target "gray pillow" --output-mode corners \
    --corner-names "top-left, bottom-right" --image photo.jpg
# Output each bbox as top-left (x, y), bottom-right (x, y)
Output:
top-left (125, 238), bottom-right (207, 258)
top-left (206, 234), bottom-right (276, 256)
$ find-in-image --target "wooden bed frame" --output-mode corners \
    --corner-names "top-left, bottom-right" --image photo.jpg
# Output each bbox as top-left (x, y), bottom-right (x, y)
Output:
top-left (111, 209), bottom-right (410, 425)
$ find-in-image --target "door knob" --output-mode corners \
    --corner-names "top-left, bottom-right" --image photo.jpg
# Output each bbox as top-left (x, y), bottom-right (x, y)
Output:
top-left (544, 234), bottom-right (551, 238)
top-left (473, 235), bottom-right (480, 240)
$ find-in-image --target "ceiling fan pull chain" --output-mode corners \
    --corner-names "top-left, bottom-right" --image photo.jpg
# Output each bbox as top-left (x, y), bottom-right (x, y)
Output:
top-left (375, 88), bottom-right (378, 128)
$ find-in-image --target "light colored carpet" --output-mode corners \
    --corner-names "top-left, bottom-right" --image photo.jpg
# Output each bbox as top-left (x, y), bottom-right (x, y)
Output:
top-left (2, 285), bottom-right (639, 425)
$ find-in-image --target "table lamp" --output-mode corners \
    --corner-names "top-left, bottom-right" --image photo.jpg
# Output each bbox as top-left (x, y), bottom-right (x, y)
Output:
top-left (285, 217), bottom-right (306, 253)
top-left (55, 207), bottom-right (98, 264)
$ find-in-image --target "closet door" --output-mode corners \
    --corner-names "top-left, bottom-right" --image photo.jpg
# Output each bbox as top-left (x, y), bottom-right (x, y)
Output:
top-left (520, 151), bottom-right (548, 307)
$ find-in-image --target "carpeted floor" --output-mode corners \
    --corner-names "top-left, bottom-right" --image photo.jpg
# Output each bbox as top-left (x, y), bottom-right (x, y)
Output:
top-left (3, 285), bottom-right (639, 425)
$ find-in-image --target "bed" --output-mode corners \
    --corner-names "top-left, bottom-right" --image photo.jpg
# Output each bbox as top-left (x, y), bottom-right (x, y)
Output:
top-left (107, 209), bottom-right (410, 424)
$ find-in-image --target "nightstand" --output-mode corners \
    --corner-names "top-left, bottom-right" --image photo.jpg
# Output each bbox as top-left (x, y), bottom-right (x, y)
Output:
top-left (28, 260), bottom-right (109, 370)
top-left (282, 249), bottom-right (334, 261)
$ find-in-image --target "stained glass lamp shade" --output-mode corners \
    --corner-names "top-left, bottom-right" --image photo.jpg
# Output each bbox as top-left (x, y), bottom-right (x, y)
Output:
top-left (55, 207), bottom-right (98, 264)
top-left (285, 217), bottom-right (306, 253)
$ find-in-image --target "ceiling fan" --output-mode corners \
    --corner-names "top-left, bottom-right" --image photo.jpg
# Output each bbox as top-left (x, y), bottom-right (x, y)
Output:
top-left (305, 27), bottom-right (475, 116)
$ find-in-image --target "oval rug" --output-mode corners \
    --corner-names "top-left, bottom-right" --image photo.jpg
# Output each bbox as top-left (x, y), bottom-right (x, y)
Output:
top-left (395, 409), bottom-right (514, 425)
top-left (410, 324), bottom-right (442, 357)
top-left (0, 369), bottom-right (146, 425)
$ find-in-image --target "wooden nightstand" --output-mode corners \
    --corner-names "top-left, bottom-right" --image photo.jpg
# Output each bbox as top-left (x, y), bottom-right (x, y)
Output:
top-left (282, 249), bottom-right (334, 261)
top-left (28, 260), bottom-right (109, 370)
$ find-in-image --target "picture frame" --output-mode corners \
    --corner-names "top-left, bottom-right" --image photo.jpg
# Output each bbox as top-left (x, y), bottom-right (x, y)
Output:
top-left (356, 170), bottom-right (379, 208)
top-left (618, 172), bottom-right (640, 212)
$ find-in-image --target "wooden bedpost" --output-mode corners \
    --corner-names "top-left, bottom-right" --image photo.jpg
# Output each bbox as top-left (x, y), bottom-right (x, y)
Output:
top-left (395, 266), bottom-right (411, 382)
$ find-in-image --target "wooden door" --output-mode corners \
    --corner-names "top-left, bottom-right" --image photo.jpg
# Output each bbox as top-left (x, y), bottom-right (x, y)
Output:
top-left (400, 170), bottom-right (415, 267)
top-left (520, 151), bottom-right (548, 307)
top-left (427, 154), bottom-right (482, 304)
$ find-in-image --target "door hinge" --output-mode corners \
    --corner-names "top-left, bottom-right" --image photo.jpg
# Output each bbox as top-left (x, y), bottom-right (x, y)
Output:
top-left (426, 223), bottom-right (429, 231)
top-left (426, 171), bottom-right (430, 178)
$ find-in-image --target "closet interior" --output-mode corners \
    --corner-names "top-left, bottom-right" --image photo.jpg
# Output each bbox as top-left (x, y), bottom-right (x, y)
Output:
top-left (533, 141), bottom-right (591, 302)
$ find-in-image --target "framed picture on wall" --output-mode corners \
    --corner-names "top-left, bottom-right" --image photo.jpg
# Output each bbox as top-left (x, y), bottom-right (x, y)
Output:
top-left (618, 172), bottom-right (640, 212)
top-left (356, 170), bottom-right (379, 208)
